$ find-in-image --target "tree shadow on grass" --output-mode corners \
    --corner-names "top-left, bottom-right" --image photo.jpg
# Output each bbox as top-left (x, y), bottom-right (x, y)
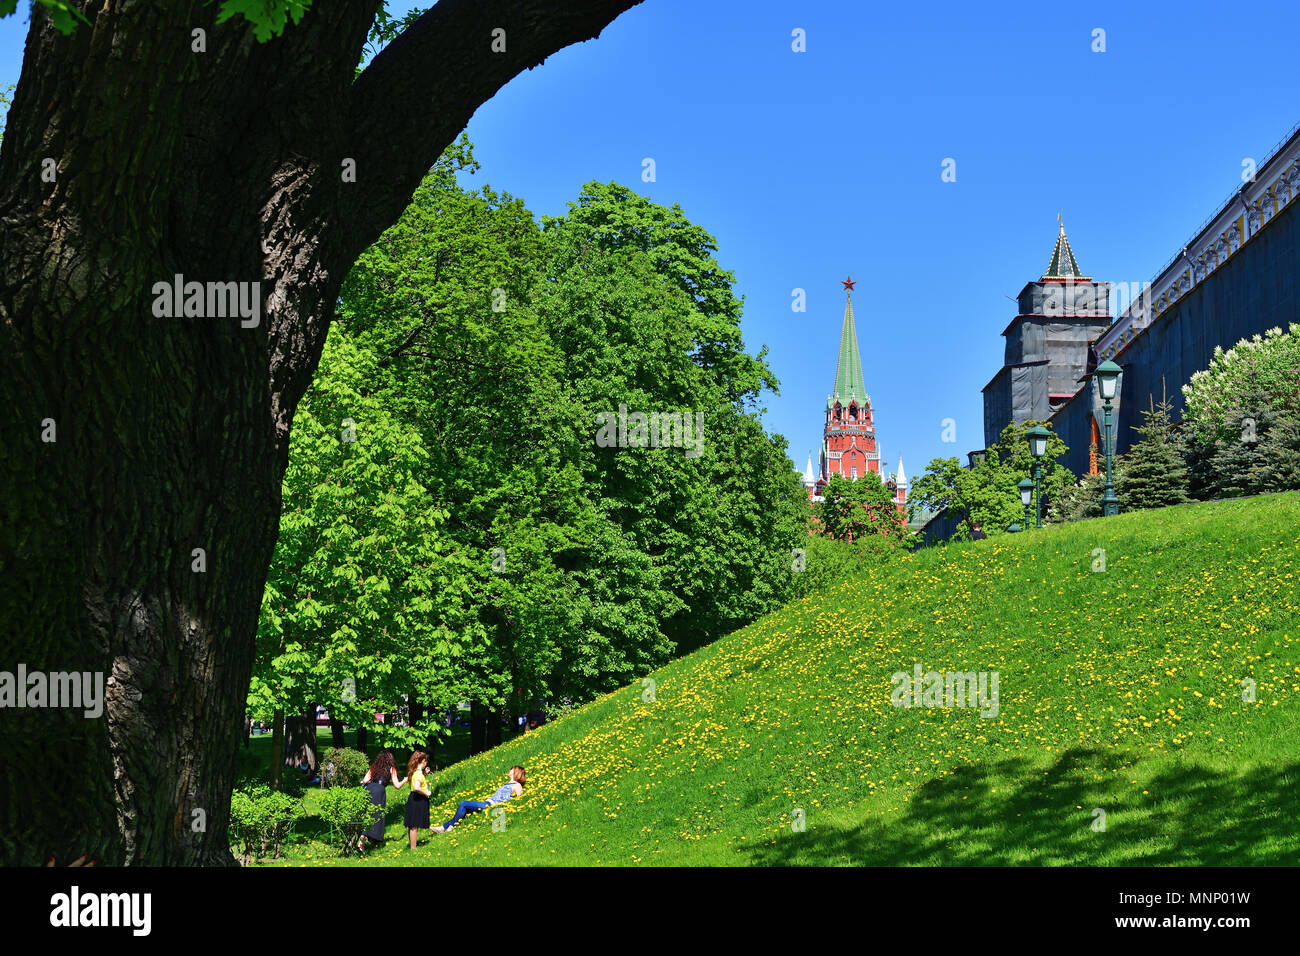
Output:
top-left (742, 748), bottom-right (1300, 866)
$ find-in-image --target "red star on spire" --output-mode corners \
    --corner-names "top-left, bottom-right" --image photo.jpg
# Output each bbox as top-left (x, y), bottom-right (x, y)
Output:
top-left (841, 276), bottom-right (856, 292)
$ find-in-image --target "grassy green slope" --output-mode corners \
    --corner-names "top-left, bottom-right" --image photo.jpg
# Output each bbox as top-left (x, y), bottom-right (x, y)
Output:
top-left (296, 492), bottom-right (1300, 866)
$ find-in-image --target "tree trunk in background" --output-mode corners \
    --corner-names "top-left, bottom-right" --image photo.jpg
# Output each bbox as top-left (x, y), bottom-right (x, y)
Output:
top-left (0, 0), bottom-right (641, 866)
top-left (486, 709), bottom-right (503, 748)
top-left (470, 703), bottom-right (486, 755)
top-left (284, 708), bottom-right (317, 773)
top-left (355, 725), bottom-right (369, 756)
top-left (269, 709), bottom-right (285, 793)
top-left (329, 718), bottom-right (346, 750)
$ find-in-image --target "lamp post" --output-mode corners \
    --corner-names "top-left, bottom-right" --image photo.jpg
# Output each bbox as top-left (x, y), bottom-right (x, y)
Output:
top-left (1094, 360), bottom-right (1122, 517)
top-left (1018, 477), bottom-right (1034, 531)
top-left (1025, 424), bottom-right (1050, 529)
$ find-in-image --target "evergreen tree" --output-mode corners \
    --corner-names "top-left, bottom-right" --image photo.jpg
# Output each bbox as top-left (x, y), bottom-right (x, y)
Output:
top-left (1256, 398), bottom-right (1300, 492)
top-left (1117, 397), bottom-right (1189, 510)
top-left (1192, 389), bottom-right (1279, 500)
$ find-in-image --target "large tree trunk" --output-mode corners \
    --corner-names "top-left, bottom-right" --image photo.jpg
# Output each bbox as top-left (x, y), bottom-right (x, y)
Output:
top-left (470, 702), bottom-right (486, 756)
top-left (284, 708), bottom-right (318, 774)
top-left (269, 709), bottom-right (285, 792)
top-left (329, 718), bottom-right (347, 750)
top-left (0, 0), bottom-right (641, 866)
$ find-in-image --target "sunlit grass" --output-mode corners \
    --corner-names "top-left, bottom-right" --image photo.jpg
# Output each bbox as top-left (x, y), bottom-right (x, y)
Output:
top-left (263, 492), bottom-right (1300, 866)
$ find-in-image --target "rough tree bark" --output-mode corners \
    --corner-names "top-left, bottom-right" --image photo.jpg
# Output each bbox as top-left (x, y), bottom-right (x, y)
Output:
top-left (328, 718), bottom-right (346, 750)
top-left (0, 0), bottom-right (642, 865)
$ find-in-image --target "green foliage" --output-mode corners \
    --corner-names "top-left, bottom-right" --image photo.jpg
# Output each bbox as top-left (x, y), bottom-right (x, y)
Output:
top-left (1117, 397), bottom-right (1189, 511)
top-left (1182, 388), bottom-right (1281, 501)
top-left (318, 747), bottom-right (371, 789)
top-left (316, 786), bottom-right (377, 856)
top-left (214, 0), bottom-right (310, 41)
top-left (816, 473), bottom-right (909, 543)
top-left (253, 146), bottom-right (806, 763)
top-left (909, 420), bottom-right (1070, 539)
top-left (788, 533), bottom-right (906, 600)
top-left (229, 785), bottom-right (303, 861)
top-left (251, 323), bottom-right (483, 752)
top-left (1182, 324), bottom-right (1300, 443)
top-left (1257, 400), bottom-right (1300, 492)
top-left (1047, 471), bottom-right (1109, 524)
top-left (1, 0), bottom-right (89, 34)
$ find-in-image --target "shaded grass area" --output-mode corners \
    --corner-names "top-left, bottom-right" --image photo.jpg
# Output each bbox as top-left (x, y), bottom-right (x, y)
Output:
top-left (252, 492), bottom-right (1300, 866)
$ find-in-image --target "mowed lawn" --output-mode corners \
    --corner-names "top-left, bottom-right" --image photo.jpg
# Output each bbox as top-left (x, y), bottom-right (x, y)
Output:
top-left (265, 491), bottom-right (1300, 866)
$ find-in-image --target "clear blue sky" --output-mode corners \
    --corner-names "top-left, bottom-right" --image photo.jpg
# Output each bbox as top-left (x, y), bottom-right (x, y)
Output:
top-left (5, 0), bottom-right (1300, 480)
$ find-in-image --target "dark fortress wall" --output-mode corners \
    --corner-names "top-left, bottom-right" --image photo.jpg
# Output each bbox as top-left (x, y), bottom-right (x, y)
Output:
top-left (1053, 194), bottom-right (1300, 474)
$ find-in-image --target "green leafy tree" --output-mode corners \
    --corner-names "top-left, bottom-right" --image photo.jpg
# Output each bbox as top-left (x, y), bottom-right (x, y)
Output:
top-left (817, 473), bottom-right (910, 543)
top-left (252, 325), bottom-right (486, 771)
top-left (1182, 324), bottom-right (1300, 442)
top-left (910, 421), bottom-right (1070, 539)
top-left (1117, 397), bottom-right (1189, 510)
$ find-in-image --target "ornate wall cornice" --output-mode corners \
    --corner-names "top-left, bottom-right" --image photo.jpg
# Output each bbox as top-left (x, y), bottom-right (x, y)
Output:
top-left (1095, 123), bottom-right (1300, 362)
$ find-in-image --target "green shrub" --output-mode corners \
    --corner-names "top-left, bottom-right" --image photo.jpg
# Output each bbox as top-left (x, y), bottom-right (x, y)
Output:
top-left (1183, 323), bottom-right (1300, 442)
top-left (789, 533), bottom-right (905, 600)
top-left (317, 785), bottom-right (378, 856)
top-left (229, 785), bottom-right (303, 862)
top-left (318, 746), bottom-right (370, 788)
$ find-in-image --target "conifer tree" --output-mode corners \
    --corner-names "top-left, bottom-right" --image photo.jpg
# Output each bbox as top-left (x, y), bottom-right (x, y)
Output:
top-left (1256, 397), bottom-right (1300, 492)
top-left (1195, 389), bottom-right (1279, 500)
top-left (1118, 396), bottom-right (1189, 510)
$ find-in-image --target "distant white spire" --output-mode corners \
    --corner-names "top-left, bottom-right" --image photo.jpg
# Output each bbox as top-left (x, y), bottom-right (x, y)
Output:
top-left (802, 451), bottom-right (815, 486)
top-left (896, 456), bottom-right (906, 487)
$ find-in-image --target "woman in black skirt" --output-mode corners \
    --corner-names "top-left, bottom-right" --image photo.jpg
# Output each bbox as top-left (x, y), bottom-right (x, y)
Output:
top-left (403, 751), bottom-right (431, 849)
top-left (357, 750), bottom-right (403, 854)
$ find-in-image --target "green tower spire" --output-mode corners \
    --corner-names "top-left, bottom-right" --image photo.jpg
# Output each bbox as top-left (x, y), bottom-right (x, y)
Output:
top-left (1043, 214), bottom-right (1091, 280)
top-left (831, 286), bottom-right (867, 407)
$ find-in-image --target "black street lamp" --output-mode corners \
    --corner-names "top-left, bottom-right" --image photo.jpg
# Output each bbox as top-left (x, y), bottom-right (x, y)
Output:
top-left (1094, 359), bottom-right (1122, 517)
top-left (1025, 424), bottom-right (1050, 529)
top-left (1018, 477), bottom-right (1034, 531)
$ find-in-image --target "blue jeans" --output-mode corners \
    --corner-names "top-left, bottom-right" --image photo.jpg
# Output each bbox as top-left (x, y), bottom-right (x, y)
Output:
top-left (441, 799), bottom-right (490, 830)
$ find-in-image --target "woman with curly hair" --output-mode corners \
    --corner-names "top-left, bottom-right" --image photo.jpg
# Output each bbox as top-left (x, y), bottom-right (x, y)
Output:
top-left (357, 749), bottom-right (405, 854)
top-left (403, 751), bottom-right (432, 849)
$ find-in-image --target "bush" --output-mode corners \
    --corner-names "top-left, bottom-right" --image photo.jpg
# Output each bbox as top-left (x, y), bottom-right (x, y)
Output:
top-left (229, 785), bottom-right (303, 863)
top-left (1047, 471), bottom-right (1108, 523)
top-left (318, 747), bottom-right (370, 788)
top-left (1183, 324), bottom-right (1300, 442)
top-left (789, 533), bottom-right (906, 600)
top-left (316, 785), bottom-right (378, 856)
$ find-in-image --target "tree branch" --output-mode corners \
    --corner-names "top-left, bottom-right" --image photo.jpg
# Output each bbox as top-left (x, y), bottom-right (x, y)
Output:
top-left (342, 0), bottom-right (644, 261)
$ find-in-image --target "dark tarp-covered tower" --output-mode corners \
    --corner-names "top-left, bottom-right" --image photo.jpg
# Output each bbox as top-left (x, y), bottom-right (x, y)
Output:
top-left (982, 220), bottom-right (1113, 448)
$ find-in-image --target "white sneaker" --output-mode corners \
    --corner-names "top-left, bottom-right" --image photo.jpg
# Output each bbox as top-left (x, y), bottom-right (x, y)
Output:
top-left (431, 825), bottom-right (446, 834)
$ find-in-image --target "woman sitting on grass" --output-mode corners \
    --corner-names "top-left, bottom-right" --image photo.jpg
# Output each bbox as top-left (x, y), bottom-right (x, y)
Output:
top-left (403, 751), bottom-right (432, 849)
top-left (431, 766), bottom-right (526, 833)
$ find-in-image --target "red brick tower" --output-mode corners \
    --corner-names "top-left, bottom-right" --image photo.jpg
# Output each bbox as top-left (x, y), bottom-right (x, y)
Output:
top-left (816, 278), bottom-right (879, 496)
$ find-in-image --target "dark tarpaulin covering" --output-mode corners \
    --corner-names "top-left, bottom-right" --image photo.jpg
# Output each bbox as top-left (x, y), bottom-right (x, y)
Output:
top-left (1052, 194), bottom-right (1300, 476)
